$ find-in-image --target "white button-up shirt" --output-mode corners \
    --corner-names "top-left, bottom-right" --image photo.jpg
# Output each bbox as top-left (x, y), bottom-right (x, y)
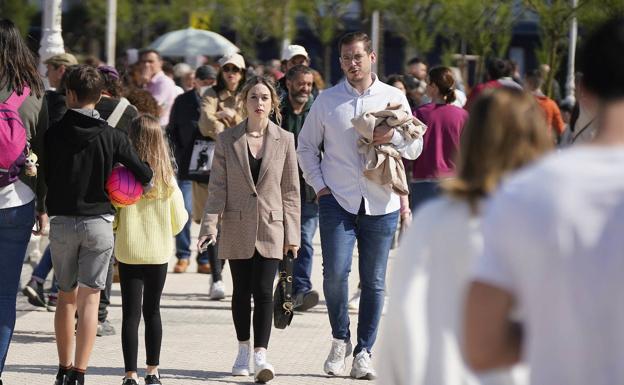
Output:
top-left (297, 75), bottom-right (423, 215)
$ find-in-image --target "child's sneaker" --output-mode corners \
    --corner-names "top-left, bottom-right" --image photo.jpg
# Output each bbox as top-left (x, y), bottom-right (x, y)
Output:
top-left (47, 295), bottom-right (57, 312)
top-left (210, 280), bottom-right (226, 300)
top-left (144, 374), bottom-right (162, 384)
top-left (121, 378), bottom-right (139, 385)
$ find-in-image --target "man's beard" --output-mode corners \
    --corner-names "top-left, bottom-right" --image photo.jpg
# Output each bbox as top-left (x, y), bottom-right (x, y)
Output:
top-left (291, 92), bottom-right (310, 104)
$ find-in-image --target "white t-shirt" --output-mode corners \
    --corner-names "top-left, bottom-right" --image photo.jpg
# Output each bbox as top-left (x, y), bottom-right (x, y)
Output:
top-left (474, 146), bottom-right (624, 385)
top-left (378, 195), bottom-right (524, 385)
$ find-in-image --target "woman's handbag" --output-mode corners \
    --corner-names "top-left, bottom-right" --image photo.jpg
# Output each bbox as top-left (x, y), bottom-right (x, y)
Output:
top-left (273, 250), bottom-right (295, 329)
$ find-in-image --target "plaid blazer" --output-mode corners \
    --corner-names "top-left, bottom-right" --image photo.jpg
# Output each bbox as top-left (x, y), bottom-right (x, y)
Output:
top-left (199, 120), bottom-right (301, 260)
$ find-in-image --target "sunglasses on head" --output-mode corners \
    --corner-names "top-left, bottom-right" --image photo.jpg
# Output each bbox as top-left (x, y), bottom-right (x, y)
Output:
top-left (222, 66), bottom-right (241, 73)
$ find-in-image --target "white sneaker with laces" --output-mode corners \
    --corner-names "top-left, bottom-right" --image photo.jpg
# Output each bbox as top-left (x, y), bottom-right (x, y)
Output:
top-left (210, 280), bottom-right (226, 300)
top-left (350, 350), bottom-right (376, 380)
top-left (232, 341), bottom-right (251, 376)
top-left (254, 350), bottom-right (275, 383)
top-left (323, 338), bottom-right (353, 375)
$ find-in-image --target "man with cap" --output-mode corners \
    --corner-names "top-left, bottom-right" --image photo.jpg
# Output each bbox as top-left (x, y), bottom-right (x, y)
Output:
top-left (44, 53), bottom-right (78, 124)
top-left (167, 65), bottom-right (218, 274)
top-left (278, 45), bottom-right (318, 101)
top-left (139, 48), bottom-right (178, 127)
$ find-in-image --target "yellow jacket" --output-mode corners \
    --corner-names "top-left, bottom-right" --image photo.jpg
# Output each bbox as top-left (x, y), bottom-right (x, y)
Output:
top-left (114, 179), bottom-right (188, 264)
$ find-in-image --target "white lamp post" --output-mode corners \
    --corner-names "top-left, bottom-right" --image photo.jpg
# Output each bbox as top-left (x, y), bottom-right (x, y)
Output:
top-left (38, 0), bottom-right (65, 81)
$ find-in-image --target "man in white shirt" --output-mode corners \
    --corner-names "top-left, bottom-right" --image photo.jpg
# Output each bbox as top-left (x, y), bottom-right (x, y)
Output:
top-left (297, 31), bottom-right (423, 380)
top-left (139, 49), bottom-right (177, 127)
top-left (464, 18), bottom-right (624, 385)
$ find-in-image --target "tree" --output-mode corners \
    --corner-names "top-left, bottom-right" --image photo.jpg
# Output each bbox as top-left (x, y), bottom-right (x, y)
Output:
top-left (366, 0), bottom-right (442, 59)
top-left (298, 0), bottom-right (353, 82)
top-left (524, 0), bottom-right (589, 98)
top-left (0, 0), bottom-right (37, 37)
top-left (441, 0), bottom-right (515, 85)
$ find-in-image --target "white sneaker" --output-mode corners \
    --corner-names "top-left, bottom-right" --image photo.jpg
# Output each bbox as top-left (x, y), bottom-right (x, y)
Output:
top-left (323, 338), bottom-right (353, 375)
top-left (348, 289), bottom-right (361, 310)
top-left (232, 341), bottom-right (251, 376)
top-left (210, 280), bottom-right (226, 300)
top-left (254, 350), bottom-right (275, 383)
top-left (350, 350), bottom-right (376, 380)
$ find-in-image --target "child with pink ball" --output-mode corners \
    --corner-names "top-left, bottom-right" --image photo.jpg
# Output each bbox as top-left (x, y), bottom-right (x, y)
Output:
top-left (113, 114), bottom-right (188, 385)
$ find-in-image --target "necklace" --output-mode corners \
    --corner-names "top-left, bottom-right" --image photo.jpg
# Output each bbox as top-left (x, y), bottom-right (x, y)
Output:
top-left (246, 131), bottom-right (265, 138)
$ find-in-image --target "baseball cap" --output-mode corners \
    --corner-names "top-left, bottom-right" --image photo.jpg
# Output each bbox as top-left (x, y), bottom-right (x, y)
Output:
top-left (44, 53), bottom-right (78, 67)
top-left (218, 53), bottom-right (246, 69)
top-left (195, 65), bottom-right (218, 80)
top-left (282, 45), bottom-right (309, 61)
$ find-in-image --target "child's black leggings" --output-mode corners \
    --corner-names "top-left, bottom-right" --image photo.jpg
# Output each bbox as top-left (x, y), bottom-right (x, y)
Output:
top-left (118, 262), bottom-right (168, 372)
top-left (229, 250), bottom-right (279, 348)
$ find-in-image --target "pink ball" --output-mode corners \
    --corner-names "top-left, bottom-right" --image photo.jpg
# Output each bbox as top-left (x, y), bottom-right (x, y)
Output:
top-left (106, 166), bottom-right (143, 208)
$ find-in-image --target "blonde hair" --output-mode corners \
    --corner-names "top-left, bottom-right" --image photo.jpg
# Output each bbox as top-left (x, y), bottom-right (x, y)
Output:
top-left (128, 114), bottom-right (175, 199)
top-left (444, 88), bottom-right (553, 212)
top-left (239, 76), bottom-right (282, 125)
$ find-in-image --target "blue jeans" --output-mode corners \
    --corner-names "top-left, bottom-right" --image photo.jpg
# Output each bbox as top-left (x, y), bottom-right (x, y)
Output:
top-left (0, 200), bottom-right (35, 374)
top-left (176, 179), bottom-right (204, 262)
top-left (293, 200), bottom-right (319, 295)
top-left (409, 181), bottom-right (440, 213)
top-left (32, 246), bottom-right (58, 295)
top-left (318, 194), bottom-right (398, 355)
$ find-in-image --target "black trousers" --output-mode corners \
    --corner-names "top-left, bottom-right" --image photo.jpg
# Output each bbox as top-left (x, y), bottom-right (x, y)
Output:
top-left (118, 262), bottom-right (168, 372)
top-left (199, 242), bottom-right (225, 282)
top-left (229, 251), bottom-right (279, 349)
top-left (98, 253), bottom-right (114, 322)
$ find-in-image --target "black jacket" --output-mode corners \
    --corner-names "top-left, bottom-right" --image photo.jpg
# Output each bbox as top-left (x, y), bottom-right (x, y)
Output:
top-left (45, 90), bottom-right (66, 125)
top-left (167, 89), bottom-right (203, 180)
top-left (44, 109), bottom-right (153, 216)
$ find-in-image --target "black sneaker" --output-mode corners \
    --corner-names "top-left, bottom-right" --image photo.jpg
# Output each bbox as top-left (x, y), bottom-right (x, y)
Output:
top-left (22, 278), bottom-right (46, 307)
top-left (145, 374), bottom-right (162, 384)
top-left (96, 320), bottom-right (116, 336)
top-left (293, 290), bottom-right (319, 312)
top-left (122, 378), bottom-right (139, 385)
top-left (53, 375), bottom-right (64, 385)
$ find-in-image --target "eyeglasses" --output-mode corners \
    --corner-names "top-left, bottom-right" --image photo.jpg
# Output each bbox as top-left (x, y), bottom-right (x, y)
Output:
top-left (222, 66), bottom-right (241, 73)
top-left (340, 53), bottom-right (367, 64)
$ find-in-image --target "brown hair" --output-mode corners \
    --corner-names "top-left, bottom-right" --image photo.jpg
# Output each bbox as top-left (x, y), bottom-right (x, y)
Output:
top-left (338, 31), bottom-right (373, 54)
top-left (128, 114), bottom-right (175, 199)
top-left (125, 88), bottom-right (160, 117)
top-left (240, 76), bottom-right (282, 125)
top-left (444, 88), bottom-right (553, 212)
top-left (64, 65), bottom-right (105, 104)
top-left (428, 66), bottom-right (456, 104)
top-left (0, 19), bottom-right (44, 98)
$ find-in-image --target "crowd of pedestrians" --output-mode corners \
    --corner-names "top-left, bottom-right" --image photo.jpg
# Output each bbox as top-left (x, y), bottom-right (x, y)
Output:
top-left (1, 12), bottom-right (624, 385)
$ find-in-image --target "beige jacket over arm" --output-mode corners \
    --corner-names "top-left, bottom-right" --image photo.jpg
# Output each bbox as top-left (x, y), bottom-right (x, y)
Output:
top-left (199, 120), bottom-right (301, 260)
top-left (197, 87), bottom-right (244, 139)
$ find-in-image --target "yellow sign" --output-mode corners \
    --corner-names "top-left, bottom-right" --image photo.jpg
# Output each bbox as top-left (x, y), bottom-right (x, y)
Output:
top-left (190, 12), bottom-right (211, 30)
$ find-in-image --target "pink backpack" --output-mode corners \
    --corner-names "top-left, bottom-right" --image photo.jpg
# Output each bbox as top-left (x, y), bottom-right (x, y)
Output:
top-left (0, 87), bottom-right (29, 187)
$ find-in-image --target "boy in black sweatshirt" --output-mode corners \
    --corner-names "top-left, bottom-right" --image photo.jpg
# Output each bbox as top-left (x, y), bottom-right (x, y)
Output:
top-left (44, 65), bottom-right (153, 385)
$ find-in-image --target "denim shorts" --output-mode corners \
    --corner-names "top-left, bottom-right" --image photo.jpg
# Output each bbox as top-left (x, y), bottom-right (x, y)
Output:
top-left (49, 216), bottom-right (114, 291)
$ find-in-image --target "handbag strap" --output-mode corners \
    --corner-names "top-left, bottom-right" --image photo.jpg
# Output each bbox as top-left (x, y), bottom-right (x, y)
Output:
top-left (107, 97), bottom-right (130, 128)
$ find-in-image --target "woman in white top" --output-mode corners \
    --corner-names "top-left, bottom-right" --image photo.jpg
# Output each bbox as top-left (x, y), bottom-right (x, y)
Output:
top-left (377, 89), bottom-right (553, 385)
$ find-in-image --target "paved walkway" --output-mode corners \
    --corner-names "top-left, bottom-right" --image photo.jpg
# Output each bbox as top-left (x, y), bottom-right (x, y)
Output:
top-left (4, 223), bottom-right (391, 384)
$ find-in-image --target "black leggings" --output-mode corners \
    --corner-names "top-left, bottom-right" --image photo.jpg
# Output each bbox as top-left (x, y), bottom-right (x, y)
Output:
top-left (118, 262), bottom-right (168, 372)
top-left (229, 251), bottom-right (279, 349)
